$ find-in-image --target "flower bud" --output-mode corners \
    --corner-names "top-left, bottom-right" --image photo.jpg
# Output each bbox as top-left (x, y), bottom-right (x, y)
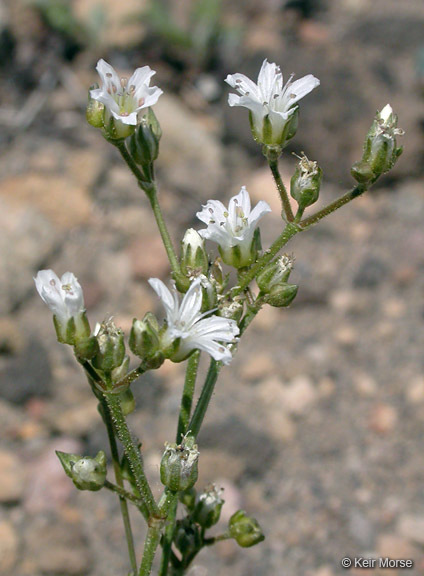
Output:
top-left (56, 450), bottom-right (107, 491)
top-left (181, 229), bottom-right (209, 277)
top-left (228, 510), bottom-right (265, 548)
top-left (179, 487), bottom-right (197, 511)
top-left (256, 254), bottom-right (294, 293)
top-left (129, 313), bottom-right (161, 360)
top-left (199, 275), bottom-right (217, 312)
top-left (92, 319), bottom-right (125, 373)
top-left (290, 154), bottom-right (322, 211)
top-left (193, 485), bottom-right (224, 528)
top-left (118, 388), bottom-right (136, 416)
top-left (353, 104), bottom-right (404, 183)
top-left (160, 435), bottom-right (199, 492)
top-left (174, 518), bottom-right (202, 558)
top-left (86, 85), bottom-right (105, 128)
top-left (128, 108), bottom-right (161, 169)
top-left (265, 283), bottom-right (298, 308)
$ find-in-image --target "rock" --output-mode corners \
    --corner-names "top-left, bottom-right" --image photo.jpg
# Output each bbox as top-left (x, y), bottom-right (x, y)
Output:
top-left (405, 377), bottom-right (424, 404)
top-left (354, 373), bottom-right (378, 397)
top-left (239, 353), bottom-right (277, 382)
top-left (353, 256), bottom-right (388, 288)
top-left (0, 519), bottom-right (19, 574)
top-left (25, 513), bottom-right (92, 575)
top-left (0, 449), bottom-right (26, 503)
top-left (45, 399), bottom-right (99, 436)
top-left (0, 198), bottom-right (57, 313)
top-left (0, 339), bottom-right (52, 404)
top-left (377, 533), bottom-right (419, 561)
top-left (348, 510), bottom-right (375, 548)
top-left (128, 234), bottom-right (170, 280)
top-left (154, 94), bottom-right (224, 201)
top-left (368, 403), bottom-right (397, 435)
top-left (197, 450), bottom-right (245, 486)
top-left (0, 317), bottom-right (25, 355)
top-left (24, 438), bottom-right (83, 513)
top-left (0, 174), bottom-right (93, 229)
top-left (398, 515), bottom-right (424, 546)
top-left (281, 375), bottom-right (318, 416)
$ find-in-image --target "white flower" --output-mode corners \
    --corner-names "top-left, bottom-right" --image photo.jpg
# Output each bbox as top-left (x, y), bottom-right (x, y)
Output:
top-left (196, 186), bottom-right (271, 268)
top-left (225, 59), bottom-right (320, 146)
top-left (90, 59), bottom-right (163, 136)
top-left (34, 270), bottom-right (87, 342)
top-left (376, 104), bottom-right (404, 137)
top-left (148, 277), bottom-right (239, 365)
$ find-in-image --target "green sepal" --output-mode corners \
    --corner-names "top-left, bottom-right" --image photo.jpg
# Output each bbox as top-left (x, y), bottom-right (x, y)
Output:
top-left (265, 283), bottom-right (298, 307)
top-left (160, 435), bottom-right (199, 492)
top-left (56, 450), bottom-right (107, 491)
top-left (228, 510), bottom-right (265, 548)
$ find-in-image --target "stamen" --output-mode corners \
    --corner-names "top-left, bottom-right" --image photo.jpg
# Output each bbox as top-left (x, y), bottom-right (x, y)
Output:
top-left (49, 279), bottom-right (56, 286)
top-left (106, 72), bottom-right (113, 78)
top-left (120, 77), bottom-right (128, 89)
top-left (138, 97), bottom-right (145, 107)
top-left (208, 207), bottom-right (214, 214)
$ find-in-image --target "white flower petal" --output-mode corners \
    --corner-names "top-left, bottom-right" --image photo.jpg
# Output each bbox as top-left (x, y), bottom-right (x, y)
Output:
top-left (178, 279), bottom-right (203, 329)
top-left (148, 278), bottom-right (177, 325)
top-left (285, 74), bottom-right (320, 105)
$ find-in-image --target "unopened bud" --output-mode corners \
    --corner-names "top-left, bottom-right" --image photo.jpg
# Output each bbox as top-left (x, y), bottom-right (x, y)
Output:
top-left (174, 518), bottom-right (202, 557)
top-left (265, 283), bottom-right (298, 308)
top-left (86, 85), bottom-right (105, 128)
top-left (129, 313), bottom-right (160, 360)
top-left (56, 450), bottom-right (107, 491)
top-left (92, 319), bottom-right (125, 373)
top-left (256, 254), bottom-right (294, 293)
top-left (118, 388), bottom-right (136, 416)
top-left (179, 487), bottom-right (197, 511)
top-left (73, 335), bottom-right (99, 361)
top-left (181, 229), bottom-right (209, 277)
top-left (128, 108), bottom-right (161, 170)
top-left (290, 154), bottom-right (322, 211)
top-left (160, 435), bottom-right (199, 492)
top-left (353, 104), bottom-right (404, 183)
top-left (228, 510), bottom-right (265, 548)
top-left (193, 484), bottom-right (224, 528)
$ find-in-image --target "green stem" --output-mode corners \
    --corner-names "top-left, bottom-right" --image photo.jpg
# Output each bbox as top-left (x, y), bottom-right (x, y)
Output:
top-left (139, 518), bottom-right (163, 576)
top-left (189, 359), bottom-right (221, 438)
top-left (114, 141), bottom-right (188, 289)
top-left (104, 392), bottom-right (159, 519)
top-left (158, 493), bottom-right (179, 576)
top-left (269, 158), bottom-right (295, 222)
top-left (176, 351), bottom-right (201, 441)
top-left (101, 412), bottom-right (138, 573)
top-left (80, 365), bottom-right (139, 573)
top-left (104, 480), bottom-right (149, 514)
top-left (139, 490), bottom-right (176, 576)
top-left (300, 183), bottom-right (367, 228)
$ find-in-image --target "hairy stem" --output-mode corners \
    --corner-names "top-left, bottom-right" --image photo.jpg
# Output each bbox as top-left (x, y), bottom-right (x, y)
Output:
top-left (104, 392), bottom-right (159, 518)
top-left (269, 158), bottom-right (294, 222)
top-left (158, 492), bottom-right (179, 576)
top-left (300, 183), bottom-right (367, 228)
top-left (176, 351), bottom-right (201, 441)
top-left (189, 359), bottom-right (221, 438)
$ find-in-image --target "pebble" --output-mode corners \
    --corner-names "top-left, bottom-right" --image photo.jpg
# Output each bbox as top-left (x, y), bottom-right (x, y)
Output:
top-left (0, 449), bottom-right (26, 503)
top-left (405, 377), bottom-right (424, 404)
top-left (239, 353), bottom-right (276, 382)
top-left (25, 513), bottom-right (92, 575)
top-left (398, 514), bottom-right (424, 546)
top-left (0, 519), bottom-right (19, 573)
top-left (368, 404), bottom-right (398, 435)
top-left (128, 234), bottom-right (170, 280)
top-left (281, 375), bottom-right (318, 417)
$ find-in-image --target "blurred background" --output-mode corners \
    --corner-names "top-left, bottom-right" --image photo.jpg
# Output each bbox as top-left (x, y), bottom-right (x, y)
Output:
top-left (1, 0), bottom-right (424, 574)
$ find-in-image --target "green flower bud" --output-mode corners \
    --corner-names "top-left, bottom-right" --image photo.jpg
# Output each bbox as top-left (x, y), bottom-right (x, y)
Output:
top-left (160, 435), bottom-right (199, 492)
top-left (228, 510), bottom-right (265, 548)
top-left (118, 388), bottom-right (136, 416)
top-left (199, 276), bottom-right (217, 312)
top-left (256, 254), bottom-right (294, 293)
top-left (193, 484), bottom-right (224, 528)
top-left (73, 334), bottom-right (99, 361)
top-left (174, 518), bottom-right (202, 558)
top-left (351, 160), bottom-right (376, 184)
top-left (129, 313), bottom-right (160, 360)
top-left (290, 154), bottom-right (322, 211)
top-left (128, 108), bottom-right (161, 169)
top-left (265, 283), bottom-right (298, 308)
top-left (180, 229), bottom-right (209, 277)
top-left (111, 355), bottom-right (130, 385)
top-left (179, 487), bottom-right (197, 511)
top-left (353, 104), bottom-right (404, 183)
top-left (56, 450), bottom-right (107, 491)
top-left (92, 319), bottom-right (125, 373)
top-left (86, 85), bottom-right (105, 128)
